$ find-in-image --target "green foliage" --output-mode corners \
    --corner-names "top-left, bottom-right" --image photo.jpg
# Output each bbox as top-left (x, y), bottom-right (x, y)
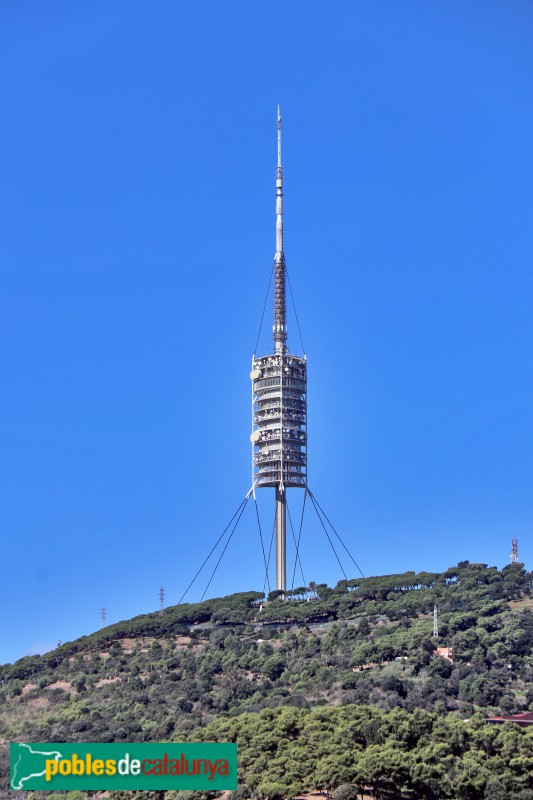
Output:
top-left (191, 705), bottom-right (533, 799)
top-left (1, 562), bottom-right (532, 799)
top-left (334, 784), bottom-right (359, 800)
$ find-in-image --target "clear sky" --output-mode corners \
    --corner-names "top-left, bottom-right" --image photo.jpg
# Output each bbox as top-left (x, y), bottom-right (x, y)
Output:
top-left (1, 2), bottom-right (532, 664)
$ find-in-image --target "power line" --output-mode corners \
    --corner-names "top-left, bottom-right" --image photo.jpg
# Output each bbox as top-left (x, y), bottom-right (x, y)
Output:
top-left (200, 493), bottom-right (251, 600)
top-left (308, 493), bottom-right (347, 581)
top-left (177, 493), bottom-right (250, 605)
top-left (286, 265), bottom-right (305, 354)
top-left (254, 492), bottom-right (271, 595)
top-left (286, 493), bottom-right (306, 589)
top-left (263, 516), bottom-right (276, 597)
top-left (291, 488), bottom-right (308, 590)
top-left (254, 264), bottom-right (275, 355)
top-left (308, 490), bottom-right (365, 578)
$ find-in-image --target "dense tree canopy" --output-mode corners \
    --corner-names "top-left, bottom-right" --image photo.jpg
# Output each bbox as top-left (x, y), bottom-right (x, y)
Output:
top-left (1, 562), bottom-right (532, 799)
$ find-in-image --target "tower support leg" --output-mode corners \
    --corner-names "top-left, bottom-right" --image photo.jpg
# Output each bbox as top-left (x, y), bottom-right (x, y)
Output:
top-left (275, 485), bottom-right (286, 593)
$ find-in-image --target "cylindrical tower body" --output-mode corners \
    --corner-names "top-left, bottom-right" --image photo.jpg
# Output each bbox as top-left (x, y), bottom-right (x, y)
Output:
top-left (251, 354), bottom-right (307, 489)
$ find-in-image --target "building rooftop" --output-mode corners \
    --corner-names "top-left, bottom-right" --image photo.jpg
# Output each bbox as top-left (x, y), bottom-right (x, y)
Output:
top-left (486, 712), bottom-right (533, 726)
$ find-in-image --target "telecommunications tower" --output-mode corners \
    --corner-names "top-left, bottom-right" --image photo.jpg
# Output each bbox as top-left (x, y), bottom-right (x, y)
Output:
top-left (178, 108), bottom-right (363, 608)
top-left (250, 107), bottom-right (307, 593)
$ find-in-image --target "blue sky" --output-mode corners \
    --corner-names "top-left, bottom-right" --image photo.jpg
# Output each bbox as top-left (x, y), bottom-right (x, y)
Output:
top-left (1, 2), bottom-right (532, 664)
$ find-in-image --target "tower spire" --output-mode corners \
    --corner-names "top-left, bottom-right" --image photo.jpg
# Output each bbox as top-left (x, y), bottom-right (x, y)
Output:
top-left (274, 105), bottom-right (287, 354)
top-left (276, 104), bottom-right (283, 254)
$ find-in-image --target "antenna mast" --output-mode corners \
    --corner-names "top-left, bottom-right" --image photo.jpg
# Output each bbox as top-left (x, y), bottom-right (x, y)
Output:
top-left (274, 105), bottom-right (287, 355)
top-left (511, 539), bottom-right (518, 564)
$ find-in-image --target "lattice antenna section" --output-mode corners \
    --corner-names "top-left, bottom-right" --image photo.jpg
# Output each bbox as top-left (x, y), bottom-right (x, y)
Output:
top-left (159, 585), bottom-right (165, 615)
top-left (100, 606), bottom-right (106, 628)
top-left (511, 539), bottom-right (518, 564)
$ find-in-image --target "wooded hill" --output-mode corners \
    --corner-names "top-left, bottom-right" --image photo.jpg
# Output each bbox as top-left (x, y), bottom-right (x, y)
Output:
top-left (1, 561), bottom-right (532, 800)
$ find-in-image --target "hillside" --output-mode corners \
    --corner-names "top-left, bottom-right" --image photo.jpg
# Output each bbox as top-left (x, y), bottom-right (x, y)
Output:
top-left (1, 561), bottom-right (533, 800)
